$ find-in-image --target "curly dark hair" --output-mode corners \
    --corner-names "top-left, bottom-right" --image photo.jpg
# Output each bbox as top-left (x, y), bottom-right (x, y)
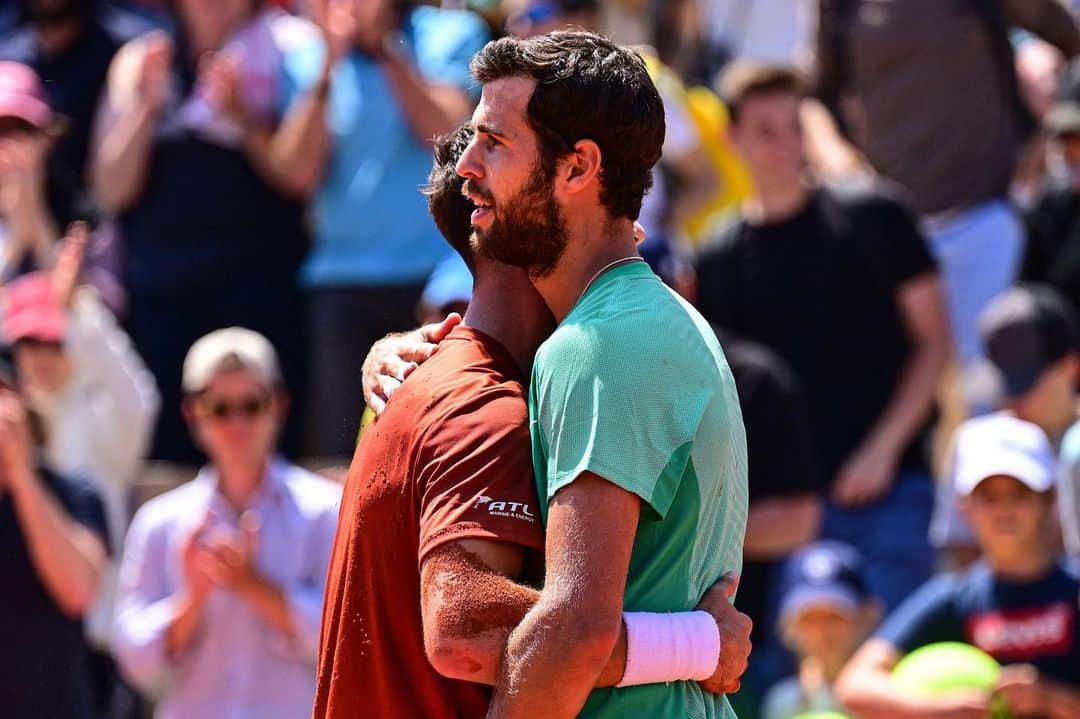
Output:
top-left (424, 125), bottom-right (476, 269)
top-left (470, 31), bottom-right (665, 222)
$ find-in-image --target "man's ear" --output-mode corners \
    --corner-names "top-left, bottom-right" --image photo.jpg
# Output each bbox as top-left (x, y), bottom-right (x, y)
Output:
top-left (561, 139), bottom-right (603, 195)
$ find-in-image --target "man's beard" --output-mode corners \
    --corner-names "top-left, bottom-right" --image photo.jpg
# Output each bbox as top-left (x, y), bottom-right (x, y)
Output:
top-left (466, 167), bottom-right (569, 279)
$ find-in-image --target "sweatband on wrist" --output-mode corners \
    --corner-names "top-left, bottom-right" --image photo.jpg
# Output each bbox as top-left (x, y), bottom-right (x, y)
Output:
top-left (616, 610), bottom-right (721, 687)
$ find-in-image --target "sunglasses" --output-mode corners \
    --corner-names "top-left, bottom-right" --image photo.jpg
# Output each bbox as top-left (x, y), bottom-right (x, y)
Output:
top-left (198, 394), bottom-right (271, 422)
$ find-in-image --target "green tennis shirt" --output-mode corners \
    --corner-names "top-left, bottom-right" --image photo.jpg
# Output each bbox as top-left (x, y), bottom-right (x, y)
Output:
top-left (529, 261), bottom-right (749, 719)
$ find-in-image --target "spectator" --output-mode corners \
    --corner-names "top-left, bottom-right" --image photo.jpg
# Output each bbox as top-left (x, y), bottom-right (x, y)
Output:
top-left (0, 361), bottom-right (109, 719)
top-left (804, 0), bottom-right (1080, 374)
top-left (932, 284), bottom-right (1080, 565)
top-left (1023, 59), bottom-right (1080, 316)
top-left (112, 327), bottom-right (340, 719)
top-left (762, 541), bottom-right (880, 719)
top-left (717, 332), bottom-right (821, 647)
top-left (275, 0), bottom-right (488, 465)
top-left (90, 0), bottom-right (311, 470)
top-left (837, 415), bottom-right (1080, 719)
top-left (3, 224), bottom-right (158, 646)
top-left (0, 61), bottom-right (59, 280)
top-left (697, 64), bottom-right (950, 611)
top-left (717, 331), bottom-right (823, 716)
top-left (0, 0), bottom-right (152, 226)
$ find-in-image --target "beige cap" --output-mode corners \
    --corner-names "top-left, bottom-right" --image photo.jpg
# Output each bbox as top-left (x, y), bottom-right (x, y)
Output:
top-left (182, 327), bottom-right (281, 394)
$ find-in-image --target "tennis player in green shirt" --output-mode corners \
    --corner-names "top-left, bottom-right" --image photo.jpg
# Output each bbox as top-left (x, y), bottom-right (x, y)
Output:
top-left (454, 31), bottom-right (750, 719)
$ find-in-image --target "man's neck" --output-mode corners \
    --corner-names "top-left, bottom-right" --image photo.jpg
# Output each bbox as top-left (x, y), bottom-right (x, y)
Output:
top-left (532, 217), bottom-right (639, 323)
top-left (35, 17), bottom-right (84, 56)
top-left (986, 546), bottom-right (1056, 583)
top-left (744, 179), bottom-right (813, 225)
top-left (215, 458), bottom-right (268, 511)
top-left (464, 267), bottom-right (554, 374)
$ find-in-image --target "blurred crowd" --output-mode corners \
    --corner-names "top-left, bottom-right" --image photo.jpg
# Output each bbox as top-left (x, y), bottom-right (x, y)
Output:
top-left (3, 0), bottom-right (1080, 718)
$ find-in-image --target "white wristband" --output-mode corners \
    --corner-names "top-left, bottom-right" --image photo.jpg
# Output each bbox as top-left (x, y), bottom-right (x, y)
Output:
top-left (616, 611), bottom-right (721, 687)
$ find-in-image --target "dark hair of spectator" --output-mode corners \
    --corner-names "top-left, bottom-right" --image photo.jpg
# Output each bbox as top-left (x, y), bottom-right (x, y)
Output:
top-left (469, 31), bottom-right (666, 222)
top-left (424, 125), bottom-right (476, 271)
top-left (719, 63), bottom-right (807, 124)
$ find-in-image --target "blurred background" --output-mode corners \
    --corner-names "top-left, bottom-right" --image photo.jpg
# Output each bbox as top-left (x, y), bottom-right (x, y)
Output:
top-left (2, 1), bottom-right (1080, 718)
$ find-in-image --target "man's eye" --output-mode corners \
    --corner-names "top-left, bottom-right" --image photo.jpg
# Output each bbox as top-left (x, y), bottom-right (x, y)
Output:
top-left (485, 136), bottom-right (499, 150)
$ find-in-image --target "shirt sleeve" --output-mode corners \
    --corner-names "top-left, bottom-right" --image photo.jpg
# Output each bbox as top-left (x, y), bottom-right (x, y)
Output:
top-left (874, 189), bottom-right (937, 290)
top-left (875, 574), bottom-right (964, 654)
top-left (111, 505), bottom-right (183, 693)
top-left (533, 319), bottom-right (712, 519)
top-left (416, 386), bottom-right (545, 565)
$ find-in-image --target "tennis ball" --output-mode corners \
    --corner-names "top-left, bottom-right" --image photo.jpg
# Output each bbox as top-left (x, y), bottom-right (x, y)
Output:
top-left (893, 642), bottom-right (1012, 719)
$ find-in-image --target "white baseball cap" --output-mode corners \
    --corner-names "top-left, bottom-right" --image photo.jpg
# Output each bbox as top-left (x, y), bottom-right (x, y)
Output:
top-left (182, 327), bottom-right (281, 394)
top-left (953, 414), bottom-right (1056, 496)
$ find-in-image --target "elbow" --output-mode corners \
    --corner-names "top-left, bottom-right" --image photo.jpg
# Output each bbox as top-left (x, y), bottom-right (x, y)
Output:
top-left (425, 630), bottom-right (490, 682)
top-left (555, 604), bottom-right (623, 669)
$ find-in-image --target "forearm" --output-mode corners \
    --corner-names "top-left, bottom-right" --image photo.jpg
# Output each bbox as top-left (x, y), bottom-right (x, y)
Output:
top-left (488, 598), bottom-right (619, 719)
top-left (10, 469), bottom-right (106, 617)
top-left (239, 574), bottom-right (297, 640)
top-left (268, 67), bottom-right (332, 197)
top-left (380, 46), bottom-right (470, 145)
top-left (838, 668), bottom-right (951, 719)
top-left (6, 190), bottom-right (58, 269)
top-left (424, 544), bottom-right (627, 686)
top-left (743, 497), bottom-right (821, 560)
top-left (242, 127), bottom-right (309, 199)
top-left (164, 591), bottom-right (207, 658)
top-left (1045, 679), bottom-right (1080, 719)
top-left (92, 104), bottom-right (157, 213)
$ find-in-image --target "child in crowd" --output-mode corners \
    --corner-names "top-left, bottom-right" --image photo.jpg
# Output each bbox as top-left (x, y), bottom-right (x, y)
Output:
top-left (762, 541), bottom-right (880, 719)
top-left (837, 414), bottom-right (1080, 719)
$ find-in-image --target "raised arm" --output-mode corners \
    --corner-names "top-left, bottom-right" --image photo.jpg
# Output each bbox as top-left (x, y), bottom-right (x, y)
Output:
top-left (89, 32), bottom-right (172, 214)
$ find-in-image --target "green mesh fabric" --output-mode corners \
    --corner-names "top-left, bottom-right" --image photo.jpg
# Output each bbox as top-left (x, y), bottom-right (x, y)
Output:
top-left (529, 261), bottom-right (749, 719)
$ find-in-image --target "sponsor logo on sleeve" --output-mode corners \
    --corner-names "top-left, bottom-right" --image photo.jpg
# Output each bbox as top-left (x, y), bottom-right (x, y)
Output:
top-left (474, 495), bottom-right (536, 522)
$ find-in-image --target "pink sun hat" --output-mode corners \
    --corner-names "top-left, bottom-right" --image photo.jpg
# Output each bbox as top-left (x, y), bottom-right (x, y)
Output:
top-left (3, 272), bottom-right (67, 344)
top-left (0, 61), bottom-right (53, 129)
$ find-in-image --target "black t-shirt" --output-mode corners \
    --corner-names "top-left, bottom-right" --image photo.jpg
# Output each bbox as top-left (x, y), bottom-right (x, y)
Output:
top-left (1022, 180), bottom-right (1080, 317)
top-left (0, 8), bottom-right (152, 225)
top-left (718, 330), bottom-right (820, 640)
top-left (877, 561), bottom-right (1080, 690)
top-left (0, 467), bottom-right (109, 719)
top-left (696, 183), bottom-right (937, 484)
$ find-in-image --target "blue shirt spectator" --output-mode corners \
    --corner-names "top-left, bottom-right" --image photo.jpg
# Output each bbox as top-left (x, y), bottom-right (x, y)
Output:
top-left (281, 6), bottom-right (486, 288)
top-left (113, 459), bottom-right (340, 719)
top-left (112, 326), bottom-right (340, 719)
top-left (278, 3), bottom-right (488, 463)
